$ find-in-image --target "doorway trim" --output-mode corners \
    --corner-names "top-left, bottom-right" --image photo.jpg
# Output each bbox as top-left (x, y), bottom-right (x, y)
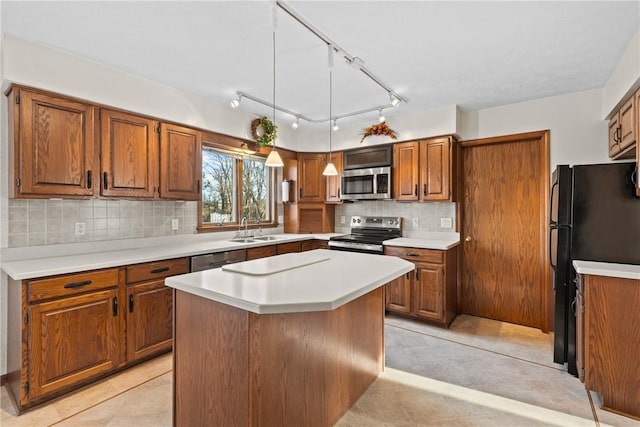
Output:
top-left (458, 130), bottom-right (551, 332)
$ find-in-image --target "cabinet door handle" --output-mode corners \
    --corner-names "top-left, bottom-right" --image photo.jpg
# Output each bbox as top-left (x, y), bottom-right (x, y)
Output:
top-left (112, 297), bottom-right (118, 317)
top-left (414, 184), bottom-right (418, 196)
top-left (129, 294), bottom-right (134, 313)
top-left (197, 180), bottom-right (201, 193)
top-left (150, 267), bottom-right (170, 274)
top-left (103, 172), bottom-right (109, 189)
top-left (299, 188), bottom-right (303, 198)
top-left (423, 183), bottom-right (427, 196)
top-left (415, 269), bottom-right (419, 281)
top-left (64, 280), bottom-right (92, 289)
top-left (405, 272), bottom-right (410, 279)
top-left (338, 187), bottom-right (340, 198)
top-left (87, 170), bottom-right (92, 189)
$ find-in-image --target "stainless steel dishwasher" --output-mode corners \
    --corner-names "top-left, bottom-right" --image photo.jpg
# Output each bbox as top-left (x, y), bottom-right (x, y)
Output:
top-left (190, 249), bottom-right (247, 272)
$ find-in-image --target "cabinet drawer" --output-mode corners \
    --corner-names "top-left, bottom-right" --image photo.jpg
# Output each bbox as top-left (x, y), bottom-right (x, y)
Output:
top-left (247, 245), bottom-right (277, 260)
top-left (28, 269), bottom-right (120, 303)
top-left (277, 242), bottom-right (303, 254)
top-left (126, 258), bottom-right (189, 284)
top-left (384, 246), bottom-right (444, 264)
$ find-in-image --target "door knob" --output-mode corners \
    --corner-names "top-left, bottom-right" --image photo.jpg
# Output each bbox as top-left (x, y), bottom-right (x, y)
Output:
top-left (465, 236), bottom-right (473, 242)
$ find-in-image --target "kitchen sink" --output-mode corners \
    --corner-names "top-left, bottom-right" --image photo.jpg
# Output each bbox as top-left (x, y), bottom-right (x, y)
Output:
top-left (229, 238), bottom-right (256, 243)
top-left (253, 236), bottom-right (279, 241)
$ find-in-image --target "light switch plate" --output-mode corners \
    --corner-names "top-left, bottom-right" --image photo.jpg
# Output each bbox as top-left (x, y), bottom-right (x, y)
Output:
top-left (440, 217), bottom-right (453, 228)
top-left (171, 218), bottom-right (179, 231)
top-left (340, 216), bottom-right (346, 224)
top-left (412, 217), bottom-right (419, 228)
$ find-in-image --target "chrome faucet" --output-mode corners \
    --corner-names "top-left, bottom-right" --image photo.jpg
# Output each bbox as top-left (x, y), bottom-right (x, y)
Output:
top-left (240, 217), bottom-right (248, 238)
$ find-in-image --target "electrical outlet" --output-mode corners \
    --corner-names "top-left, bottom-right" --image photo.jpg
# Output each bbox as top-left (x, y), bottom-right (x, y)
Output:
top-left (340, 216), bottom-right (346, 224)
top-left (412, 217), bottom-right (419, 228)
top-left (278, 215), bottom-right (284, 224)
top-left (74, 222), bottom-right (86, 236)
top-left (440, 217), bottom-right (453, 229)
top-left (171, 218), bottom-right (179, 231)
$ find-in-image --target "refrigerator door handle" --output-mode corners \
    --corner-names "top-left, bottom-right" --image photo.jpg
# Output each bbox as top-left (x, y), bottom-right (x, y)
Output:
top-left (549, 180), bottom-right (559, 225)
top-left (549, 224), bottom-right (558, 270)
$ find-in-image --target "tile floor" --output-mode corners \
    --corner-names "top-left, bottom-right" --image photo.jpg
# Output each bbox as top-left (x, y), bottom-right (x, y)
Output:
top-left (2, 314), bottom-right (639, 426)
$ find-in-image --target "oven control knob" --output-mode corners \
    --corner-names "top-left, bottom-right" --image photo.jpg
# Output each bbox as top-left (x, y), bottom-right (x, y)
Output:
top-left (356, 218), bottom-right (361, 223)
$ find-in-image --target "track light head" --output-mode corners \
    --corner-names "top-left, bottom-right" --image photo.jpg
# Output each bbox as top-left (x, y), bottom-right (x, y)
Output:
top-left (332, 119), bottom-right (339, 131)
top-left (390, 93), bottom-right (400, 107)
top-left (378, 109), bottom-right (385, 123)
top-left (230, 95), bottom-right (241, 109)
top-left (292, 117), bottom-right (299, 129)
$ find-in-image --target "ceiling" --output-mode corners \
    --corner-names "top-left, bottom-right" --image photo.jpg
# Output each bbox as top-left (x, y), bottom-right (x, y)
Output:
top-left (2, 1), bottom-right (639, 129)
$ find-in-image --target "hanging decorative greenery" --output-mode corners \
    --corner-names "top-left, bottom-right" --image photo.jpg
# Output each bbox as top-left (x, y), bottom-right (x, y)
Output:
top-left (251, 116), bottom-right (278, 147)
top-left (360, 121), bottom-right (398, 143)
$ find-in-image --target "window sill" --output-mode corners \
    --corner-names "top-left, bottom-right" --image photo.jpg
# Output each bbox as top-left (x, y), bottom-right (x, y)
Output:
top-left (197, 222), bottom-right (279, 234)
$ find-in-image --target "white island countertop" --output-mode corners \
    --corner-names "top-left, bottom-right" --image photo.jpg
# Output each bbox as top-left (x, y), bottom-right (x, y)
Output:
top-left (165, 249), bottom-right (414, 314)
top-left (573, 260), bottom-right (640, 280)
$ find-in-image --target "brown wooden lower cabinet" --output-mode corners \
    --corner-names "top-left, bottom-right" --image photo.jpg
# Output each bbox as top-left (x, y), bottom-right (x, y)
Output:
top-left (7, 258), bottom-right (188, 412)
top-left (246, 245), bottom-right (277, 260)
top-left (384, 246), bottom-right (457, 327)
top-left (578, 273), bottom-right (640, 420)
top-left (276, 241), bottom-right (303, 254)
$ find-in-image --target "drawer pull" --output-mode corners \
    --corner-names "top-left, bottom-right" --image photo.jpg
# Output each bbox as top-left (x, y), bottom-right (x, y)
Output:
top-left (405, 253), bottom-right (420, 257)
top-left (150, 267), bottom-right (170, 274)
top-left (64, 280), bottom-right (92, 289)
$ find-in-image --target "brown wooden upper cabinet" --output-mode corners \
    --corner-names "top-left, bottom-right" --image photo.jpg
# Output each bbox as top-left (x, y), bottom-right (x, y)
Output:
top-left (608, 88), bottom-right (637, 160)
top-left (325, 151), bottom-right (343, 203)
top-left (393, 136), bottom-right (455, 202)
top-left (8, 87), bottom-right (97, 198)
top-left (298, 152), bottom-right (326, 202)
top-left (159, 123), bottom-right (202, 200)
top-left (101, 109), bottom-right (159, 198)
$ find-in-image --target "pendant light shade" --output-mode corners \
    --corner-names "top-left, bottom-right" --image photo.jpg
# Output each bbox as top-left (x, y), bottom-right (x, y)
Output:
top-left (265, 148), bottom-right (284, 167)
top-left (323, 44), bottom-right (338, 177)
top-left (322, 161), bottom-right (338, 176)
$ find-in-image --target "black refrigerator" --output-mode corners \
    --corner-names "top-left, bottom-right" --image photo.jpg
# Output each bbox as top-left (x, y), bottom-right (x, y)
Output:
top-left (550, 162), bottom-right (640, 376)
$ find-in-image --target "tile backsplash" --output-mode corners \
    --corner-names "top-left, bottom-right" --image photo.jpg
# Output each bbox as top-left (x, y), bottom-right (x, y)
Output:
top-left (7, 199), bottom-right (198, 247)
top-left (335, 201), bottom-right (456, 236)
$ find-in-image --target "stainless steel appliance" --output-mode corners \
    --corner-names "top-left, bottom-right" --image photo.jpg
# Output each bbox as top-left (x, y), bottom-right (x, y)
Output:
top-left (329, 216), bottom-right (401, 254)
top-left (549, 162), bottom-right (639, 376)
top-left (340, 167), bottom-right (392, 200)
top-left (190, 249), bottom-right (247, 272)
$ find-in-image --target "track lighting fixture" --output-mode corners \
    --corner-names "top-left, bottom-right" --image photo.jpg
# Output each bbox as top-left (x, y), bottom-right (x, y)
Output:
top-left (378, 109), bottom-right (385, 123)
top-left (323, 44), bottom-right (338, 177)
top-left (230, 95), bottom-right (241, 109)
top-left (332, 119), bottom-right (339, 132)
top-left (292, 117), bottom-right (299, 129)
top-left (390, 93), bottom-right (400, 107)
top-left (265, 3), bottom-right (283, 168)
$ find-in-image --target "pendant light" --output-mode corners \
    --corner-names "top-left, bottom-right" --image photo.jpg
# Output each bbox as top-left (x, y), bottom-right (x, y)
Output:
top-left (323, 44), bottom-right (338, 176)
top-left (265, 3), bottom-right (284, 168)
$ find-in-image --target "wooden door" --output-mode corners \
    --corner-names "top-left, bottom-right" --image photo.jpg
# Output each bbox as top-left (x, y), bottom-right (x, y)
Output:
top-left (126, 280), bottom-right (173, 362)
top-left (28, 289), bottom-right (121, 399)
top-left (420, 137), bottom-right (451, 201)
top-left (325, 152), bottom-right (343, 202)
top-left (298, 153), bottom-right (326, 202)
top-left (413, 263), bottom-right (444, 321)
top-left (636, 90), bottom-right (640, 197)
top-left (16, 89), bottom-right (95, 197)
top-left (393, 141), bottom-right (419, 201)
top-left (619, 95), bottom-right (636, 151)
top-left (385, 272), bottom-right (411, 314)
top-left (608, 113), bottom-right (620, 157)
top-left (101, 109), bottom-right (158, 198)
top-left (460, 131), bottom-right (550, 329)
top-left (159, 123), bottom-right (201, 200)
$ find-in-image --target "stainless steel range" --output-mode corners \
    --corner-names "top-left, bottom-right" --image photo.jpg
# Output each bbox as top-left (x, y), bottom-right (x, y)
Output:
top-left (329, 216), bottom-right (402, 254)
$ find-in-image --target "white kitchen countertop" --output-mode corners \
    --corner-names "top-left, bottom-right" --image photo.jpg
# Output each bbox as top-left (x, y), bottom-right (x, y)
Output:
top-left (1, 233), bottom-right (343, 280)
top-left (166, 249), bottom-right (414, 314)
top-left (573, 260), bottom-right (640, 280)
top-left (384, 237), bottom-right (460, 250)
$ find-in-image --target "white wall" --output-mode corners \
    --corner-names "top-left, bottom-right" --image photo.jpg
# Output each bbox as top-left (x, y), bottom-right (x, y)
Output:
top-left (459, 88), bottom-right (609, 169)
top-left (602, 29), bottom-right (640, 118)
top-left (295, 105), bottom-right (459, 152)
top-left (1, 35), bottom-right (298, 150)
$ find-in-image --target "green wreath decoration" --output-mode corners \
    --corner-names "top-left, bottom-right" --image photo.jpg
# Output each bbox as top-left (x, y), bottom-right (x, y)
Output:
top-left (251, 116), bottom-right (278, 147)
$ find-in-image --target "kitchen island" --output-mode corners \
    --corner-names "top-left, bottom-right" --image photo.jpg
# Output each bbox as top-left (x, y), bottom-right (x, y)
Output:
top-left (165, 249), bottom-right (413, 427)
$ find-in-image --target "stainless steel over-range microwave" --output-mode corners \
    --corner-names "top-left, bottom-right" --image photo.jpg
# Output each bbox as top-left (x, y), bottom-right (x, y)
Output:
top-left (340, 167), bottom-right (392, 200)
